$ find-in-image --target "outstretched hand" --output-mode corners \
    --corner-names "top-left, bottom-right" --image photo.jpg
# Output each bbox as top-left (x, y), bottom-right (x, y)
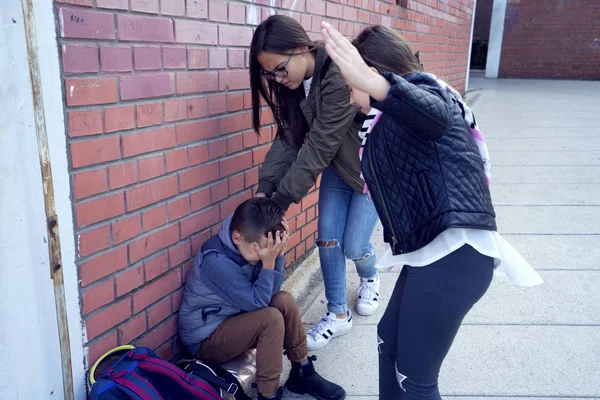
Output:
top-left (321, 21), bottom-right (391, 101)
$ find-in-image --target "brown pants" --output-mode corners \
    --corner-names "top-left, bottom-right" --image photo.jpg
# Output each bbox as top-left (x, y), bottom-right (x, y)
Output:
top-left (197, 291), bottom-right (308, 395)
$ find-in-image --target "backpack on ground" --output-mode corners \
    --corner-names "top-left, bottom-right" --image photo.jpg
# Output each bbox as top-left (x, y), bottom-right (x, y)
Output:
top-left (177, 359), bottom-right (252, 400)
top-left (88, 345), bottom-right (224, 400)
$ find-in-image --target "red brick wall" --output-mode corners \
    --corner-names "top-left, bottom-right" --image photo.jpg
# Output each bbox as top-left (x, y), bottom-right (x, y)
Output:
top-left (499, 0), bottom-right (600, 80)
top-left (55, 0), bottom-right (474, 366)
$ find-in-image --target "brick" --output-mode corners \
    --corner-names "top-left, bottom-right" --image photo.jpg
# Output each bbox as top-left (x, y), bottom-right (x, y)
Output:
top-left (180, 206), bottom-right (220, 238)
top-left (76, 193), bottom-right (125, 228)
top-left (80, 246), bottom-right (128, 286)
top-left (117, 14), bottom-right (174, 42)
top-left (68, 110), bottom-right (103, 137)
top-left (73, 168), bottom-right (107, 200)
top-left (116, 266), bottom-right (144, 296)
top-left (126, 175), bottom-right (178, 211)
top-left (131, 0), bottom-right (159, 14)
top-left (252, 145), bottom-right (270, 165)
top-left (209, 1), bottom-right (228, 22)
top-left (187, 0), bottom-right (208, 19)
top-left (209, 48), bottom-right (227, 69)
top-left (161, 0), bottom-right (185, 16)
top-left (145, 252), bottom-right (170, 281)
top-left (219, 70), bottom-right (250, 91)
top-left (137, 316), bottom-right (178, 349)
top-left (57, 0), bottom-right (92, 5)
top-left (97, 0), bottom-right (128, 9)
top-left (169, 241), bottom-right (190, 267)
top-left (112, 214), bottom-right (142, 244)
top-left (190, 187), bottom-right (210, 211)
top-left (61, 44), bottom-right (98, 73)
top-left (167, 197), bottom-right (191, 221)
top-left (188, 144), bottom-right (209, 166)
top-left (220, 152), bottom-right (252, 177)
top-left (190, 229), bottom-right (211, 255)
top-left (229, 173), bottom-right (245, 195)
top-left (86, 298), bottom-right (132, 340)
top-left (176, 71), bottom-right (218, 95)
top-left (302, 190), bottom-right (319, 210)
top-left (229, 3), bottom-right (245, 24)
top-left (139, 155), bottom-right (165, 181)
top-left (58, 7), bottom-right (115, 40)
top-left (136, 103), bottom-right (163, 128)
top-left (219, 112), bottom-right (251, 135)
top-left (122, 126), bottom-right (175, 158)
top-left (109, 161), bottom-right (138, 190)
top-left (243, 92), bottom-right (252, 109)
top-left (219, 26), bottom-right (253, 46)
top-left (175, 119), bottom-right (218, 144)
top-left (246, 5), bottom-right (261, 25)
top-left (71, 136), bottom-right (120, 168)
top-left (210, 180), bottom-right (228, 203)
top-left (118, 313), bottom-right (147, 344)
top-left (306, 206), bottom-right (316, 221)
top-left (209, 139), bottom-right (227, 160)
top-left (147, 296), bottom-right (172, 328)
top-left (179, 162), bottom-right (219, 192)
top-left (175, 20), bottom-right (217, 44)
top-left (243, 130), bottom-right (258, 148)
top-left (79, 225), bottom-right (111, 258)
top-left (187, 48), bottom-right (208, 69)
top-left (208, 94), bottom-right (227, 116)
top-left (245, 167), bottom-right (259, 188)
top-left (301, 219), bottom-right (318, 241)
top-left (219, 190), bottom-right (251, 218)
top-left (164, 99), bottom-right (187, 122)
top-left (142, 204), bottom-right (167, 231)
top-left (162, 46), bottom-right (186, 69)
top-left (120, 73), bottom-right (174, 101)
top-left (172, 289), bottom-right (184, 311)
top-left (133, 269), bottom-right (181, 312)
top-left (129, 224), bottom-right (180, 263)
top-left (187, 97), bottom-right (208, 119)
top-left (65, 77), bottom-right (117, 106)
top-left (100, 46), bottom-right (132, 72)
top-left (165, 148), bottom-right (188, 172)
top-left (134, 46), bottom-right (162, 70)
top-left (82, 279), bottom-right (115, 315)
top-left (104, 106), bottom-right (135, 133)
top-left (326, 3), bottom-right (343, 18)
top-left (87, 332), bottom-right (117, 367)
top-left (343, 6), bottom-right (358, 21)
top-left (228, 49), bottom-right (245, 68)
top-left (227, 133), bottom-right (243, 154)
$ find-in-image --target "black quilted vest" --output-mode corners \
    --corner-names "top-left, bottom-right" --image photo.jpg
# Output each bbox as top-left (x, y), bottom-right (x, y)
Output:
top-left (361, 72), bottom-right (496, 255)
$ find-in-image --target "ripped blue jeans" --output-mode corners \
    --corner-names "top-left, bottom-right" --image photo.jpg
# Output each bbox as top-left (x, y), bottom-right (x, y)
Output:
top-left (317, 166), bottom-right (379, 314)
top-left (377, 245), bottom-right (494, 399)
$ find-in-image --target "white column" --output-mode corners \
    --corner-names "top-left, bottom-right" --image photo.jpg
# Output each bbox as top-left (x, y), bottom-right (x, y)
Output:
top-left (465, 0), bottom-right (478, 92)
top-left (486, 0), bottom-right (507, 78)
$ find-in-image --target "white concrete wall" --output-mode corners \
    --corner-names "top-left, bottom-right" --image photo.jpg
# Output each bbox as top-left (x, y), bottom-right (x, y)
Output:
top-left (486, 0), bottom-right (507, 78)
top-left (0, 0), bottom-right (85, 398)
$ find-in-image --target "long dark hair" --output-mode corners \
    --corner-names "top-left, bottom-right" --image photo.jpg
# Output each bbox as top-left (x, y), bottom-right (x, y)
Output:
top-left (250, 15), bottom-right (315, 149)
top-left (352, 25), bottom-right (423, 76)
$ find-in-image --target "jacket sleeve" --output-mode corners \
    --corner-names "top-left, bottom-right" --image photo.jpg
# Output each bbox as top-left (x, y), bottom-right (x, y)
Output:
top-left (371, 72), bottom-right (453, 140)
top-left (272, 65), bottom-right (357, 210)
top-left (200, 253), bottom-right (284, 312)
top-left (257, 132), bottom-right (298, 197)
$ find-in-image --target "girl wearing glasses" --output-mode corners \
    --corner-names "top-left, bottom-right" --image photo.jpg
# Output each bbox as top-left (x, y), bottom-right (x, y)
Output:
top-left (249, 15), bottom-right (381, 351)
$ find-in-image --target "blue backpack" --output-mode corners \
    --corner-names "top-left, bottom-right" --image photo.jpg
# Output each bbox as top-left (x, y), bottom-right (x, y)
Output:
top-left (88, 345), bottom-right (224, 400)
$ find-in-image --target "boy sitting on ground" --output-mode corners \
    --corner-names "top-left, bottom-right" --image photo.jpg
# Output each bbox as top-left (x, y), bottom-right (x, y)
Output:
top-left (178, 198), bottom-right (345, 400)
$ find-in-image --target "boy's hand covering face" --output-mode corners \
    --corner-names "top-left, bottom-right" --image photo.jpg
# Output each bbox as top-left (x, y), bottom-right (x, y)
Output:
top-left (254, 219), bottom-right (289, 268)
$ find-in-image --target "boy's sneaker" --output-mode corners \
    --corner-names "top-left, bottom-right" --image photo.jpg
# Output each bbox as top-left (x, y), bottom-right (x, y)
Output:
top-left (286, 356), bottom-right (346, 400)
top-left (307, 311), bottom-right (353, 351)
top-left (356, 275), bottom-right (381, 316)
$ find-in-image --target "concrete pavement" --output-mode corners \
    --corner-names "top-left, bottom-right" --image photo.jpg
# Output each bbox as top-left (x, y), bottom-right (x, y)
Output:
top-left (283, 73), bottom-right (600, 399)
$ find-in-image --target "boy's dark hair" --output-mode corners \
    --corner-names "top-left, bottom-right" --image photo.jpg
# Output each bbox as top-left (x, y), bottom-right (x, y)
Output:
top-left (231, 198), bottom-right (285, 243)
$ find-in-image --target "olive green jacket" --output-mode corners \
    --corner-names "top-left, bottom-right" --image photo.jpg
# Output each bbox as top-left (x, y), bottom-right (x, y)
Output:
top-left (257, 48), bottom-right (365, 211)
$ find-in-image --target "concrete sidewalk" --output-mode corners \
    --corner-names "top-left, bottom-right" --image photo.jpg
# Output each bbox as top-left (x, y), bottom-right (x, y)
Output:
top-left (284, 74), bottom-right (600, 399)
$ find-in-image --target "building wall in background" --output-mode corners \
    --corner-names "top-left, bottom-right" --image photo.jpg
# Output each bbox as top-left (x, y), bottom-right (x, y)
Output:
top-left (499, 0), bottom-right (600, 80)
top-left (54, 0), bottom-right (475, 366)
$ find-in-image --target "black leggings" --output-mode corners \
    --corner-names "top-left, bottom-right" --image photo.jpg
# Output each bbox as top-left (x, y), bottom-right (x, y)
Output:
top-left (378, 245), bottom-right (494, 400)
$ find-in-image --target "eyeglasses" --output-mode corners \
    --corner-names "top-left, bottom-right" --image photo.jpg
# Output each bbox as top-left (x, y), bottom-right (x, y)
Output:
top-left (261, 52), bottom-right (296, 81)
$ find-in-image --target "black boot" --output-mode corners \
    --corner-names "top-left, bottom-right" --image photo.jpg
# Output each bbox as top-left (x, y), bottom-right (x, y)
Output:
top-left (257, 387), bottom-right (283, 400)
top-left (286, 356), bottom-right (346, 400)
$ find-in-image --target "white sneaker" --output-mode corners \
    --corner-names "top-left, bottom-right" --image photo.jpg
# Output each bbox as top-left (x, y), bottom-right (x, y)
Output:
top-left (306, 310), bottom-right (353, 351)
top-left (356, 275), bottom-right (381, 316)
